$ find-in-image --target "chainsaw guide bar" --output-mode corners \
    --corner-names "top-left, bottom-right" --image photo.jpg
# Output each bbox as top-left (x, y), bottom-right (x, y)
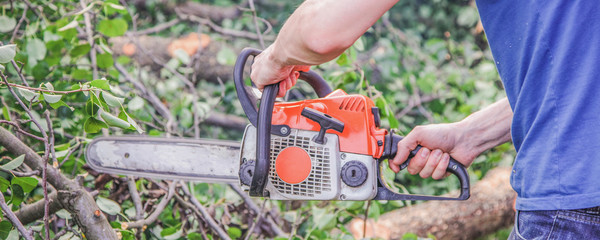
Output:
top-left (86, 136), bottom-right (241, 183)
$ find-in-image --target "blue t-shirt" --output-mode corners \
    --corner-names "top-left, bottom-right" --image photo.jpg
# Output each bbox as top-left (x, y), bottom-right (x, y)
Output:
top-left (475, 0), bottom-right (600, 210)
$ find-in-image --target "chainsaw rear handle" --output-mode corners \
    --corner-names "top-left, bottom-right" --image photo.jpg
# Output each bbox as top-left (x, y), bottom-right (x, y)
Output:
top-left (234, 47), bottom-right (333, 196)
top-left (376, 133), bottom-right (470, 201)
top-left (233, 47), bottom-right (333, 128)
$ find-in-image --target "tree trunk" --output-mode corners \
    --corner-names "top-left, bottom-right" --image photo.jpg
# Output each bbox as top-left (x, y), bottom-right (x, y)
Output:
top-left (0, 127), bottom-right (118, 240)
top-left (349, 167), bottom-right (515, 240)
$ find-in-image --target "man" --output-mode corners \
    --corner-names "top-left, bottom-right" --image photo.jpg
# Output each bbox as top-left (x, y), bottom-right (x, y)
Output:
top-left (251, 0), bottom-right (600, 238)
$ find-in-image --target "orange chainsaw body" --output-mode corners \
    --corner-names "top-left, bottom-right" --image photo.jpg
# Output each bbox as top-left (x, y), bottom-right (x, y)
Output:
top-left (271, 89), bottom-right (388, 159)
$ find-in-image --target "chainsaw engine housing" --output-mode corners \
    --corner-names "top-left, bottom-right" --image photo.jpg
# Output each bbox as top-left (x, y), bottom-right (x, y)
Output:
top-left (239, 125), bottom-right (377, 200)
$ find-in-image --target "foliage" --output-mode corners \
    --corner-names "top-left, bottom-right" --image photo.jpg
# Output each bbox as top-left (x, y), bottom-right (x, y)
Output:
top-left (0, 0), bottom-right (514, 239)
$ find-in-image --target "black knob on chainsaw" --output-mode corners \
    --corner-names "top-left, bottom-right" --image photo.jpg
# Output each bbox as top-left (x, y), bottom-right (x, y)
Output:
top-left (341, 161), bottom-right (368, 187)
top-left (301, 107), bottom-right (344, 144)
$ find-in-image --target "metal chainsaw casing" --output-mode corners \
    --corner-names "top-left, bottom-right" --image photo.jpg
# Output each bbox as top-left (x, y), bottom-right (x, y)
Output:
top-left (240, 125), bottom-right (377, 200)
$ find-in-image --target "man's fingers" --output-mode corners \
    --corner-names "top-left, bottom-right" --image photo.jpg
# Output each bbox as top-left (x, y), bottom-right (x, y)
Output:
top-left (407, 147), bottom-right (430, 175)
top-left (291, 72), bottom-right (298, 86)
top-left (278, 79), bottom-right (288, 97)
top-left (431, 153), bottom-right (450, 180)
top-left (391, 134), bottom-right (419, 173)
top-left (419, 149), bottom-right (443, 178)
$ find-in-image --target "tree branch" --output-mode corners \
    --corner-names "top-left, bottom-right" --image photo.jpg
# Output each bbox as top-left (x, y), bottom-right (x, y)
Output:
top-left (0, 126), bottom-right (118, 239)
top-left (126, 181), bottom-right (176, 229)
top-left (229, 184), bottom-right (286, 236)
top-left (181, 183), bottom-right (231, 240)
top-left (0, 82), bottom-right (92, 94)
top-left (15, 191), bottom-right (61, 226)
top-left (127, 177), bottom-right (144, 221)
top-left (0, 193), bottom-right (33, 240)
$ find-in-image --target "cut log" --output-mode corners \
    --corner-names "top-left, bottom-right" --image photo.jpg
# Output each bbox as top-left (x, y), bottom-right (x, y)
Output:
top-left (110, 33), bottom-right (233, 83)
top-left (349, 167), bottom-right (515, 240)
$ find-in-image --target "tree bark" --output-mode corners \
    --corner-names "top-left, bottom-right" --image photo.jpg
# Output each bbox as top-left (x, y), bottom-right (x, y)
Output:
top-left (15, 191), bottom-right (61, 226)
top-left (349, 167), bottom-right (515, 240)
top-left (0, 126), bottom-right (118, 240)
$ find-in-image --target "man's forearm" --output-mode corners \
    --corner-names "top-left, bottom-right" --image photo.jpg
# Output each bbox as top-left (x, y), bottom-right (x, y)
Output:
top-left (270, 0), bottom-right (399, 66)
top-left (456, 97), bottom-right (513, 156)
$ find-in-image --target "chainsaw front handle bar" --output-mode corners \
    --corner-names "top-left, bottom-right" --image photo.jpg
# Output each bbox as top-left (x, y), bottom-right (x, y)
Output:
top-left (233, 48), bottom-right (333, 128)
top-left (234, 48), bottom-right (332, 196)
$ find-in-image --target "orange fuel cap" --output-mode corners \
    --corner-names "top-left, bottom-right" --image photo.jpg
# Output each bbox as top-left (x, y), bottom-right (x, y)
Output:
top-left (275, 146), bottom-right (312, 184)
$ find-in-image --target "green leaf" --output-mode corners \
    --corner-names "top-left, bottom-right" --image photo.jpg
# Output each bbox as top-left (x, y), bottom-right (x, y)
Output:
top-left (457, 7), bottom-right (479, 27)
top-left (2, 105), bottom-right (11, 121)
top-left (0, 221), bottom-right (12, 239)
top-left (10, 184), bottom-right (23, 207)
top-left (26, 38), bottom-right (46, 61)
top-left (173, 49), bottom-right (190, 65)
top-left (17, 88), bottom-right (38, 102)
top-left (227, 227), bottom-right (242, 239)
top-left (401, 233), bottom-right (419, 240)
top-left (0, 16), bottom-right (16, 33)
top-left (44, 82), bottom-right (54, 91)
top-left (312, 207), bottom-right (337, 231)
top-left (97, 18), bottom-right (128, 37)
top-left (70, 44), bottom-right (91, 58)
top-left (96, 197), bottom-right (121, 215)
top-left (116, 55), bottom-right (131, 65)
top-left (336, 52), bottom-right (349, 66)
top-left (84, 117), bottom-right (108, 133)
top-left (90, 79), bottom-right (111, 90)
top-left (100, 111), bottom-right (130, 129)
top-left (161, 225), bottom-right (179, 237)
top-left (42, 93), bottom-right (62, 104)
top-left (57, 20), bottom-right (79, 32)
top-left (368, 201), bottom-right (381, 220)
top-left (85, 100), bottom-right (100, 116)
top-left (127, 96), bottom-right (144, 111)
top-left (12, 177), bottom-right (38, 193)
top-left (0, 44), bottom-right (17, 64)
top-left (1, 154), bottom-right (25, 171)
top-left (178, 108), bottom-right (193, 128)
top-left (32, 62), bottom-right (50, 81)
top-left (0, 177), bottom-right (10, 192)
top-left (216, 47), bottom-right (236, 66)
top-left (127, 115), bottom-right (143, 134)
top-left (353, 36), bottom-right (365, 51)
top-left (96, 53), bottom-right (114, 69)
top-left (55, 209), bottom-right (72, 220)
top-left (101, 92), bottom-right (123, 107)
top-left (187, 232), bottom-right (203, 240)
top-left (0, 64), bottom-right (4, 72)
top-left (72, 69), bottom-right (92, 80)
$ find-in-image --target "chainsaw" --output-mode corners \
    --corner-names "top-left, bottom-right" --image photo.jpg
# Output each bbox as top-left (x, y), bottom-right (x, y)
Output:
top-left (86, 48), bottom-right (470, 201)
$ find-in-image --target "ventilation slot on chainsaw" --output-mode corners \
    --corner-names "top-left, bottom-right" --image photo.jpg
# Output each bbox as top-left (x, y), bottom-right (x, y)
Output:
top-left (269, 130), bottom-right (333, 198)
top-left (339, 96), bottom-right (366, 112)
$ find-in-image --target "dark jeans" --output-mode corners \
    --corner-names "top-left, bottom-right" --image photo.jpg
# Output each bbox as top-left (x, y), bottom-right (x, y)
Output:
top-left (508, 207), bottom-right (600, 239)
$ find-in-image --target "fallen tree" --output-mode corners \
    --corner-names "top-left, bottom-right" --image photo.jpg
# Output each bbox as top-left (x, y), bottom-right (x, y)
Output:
top-left (349, 167), bottom-right (515, 240)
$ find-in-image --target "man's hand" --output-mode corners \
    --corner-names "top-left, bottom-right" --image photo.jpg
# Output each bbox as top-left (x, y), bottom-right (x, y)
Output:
top-left (389, 98), bottom-right (513, 180)
top-left (250, 46), bottom-right (310, 97)
top-left (390, 123), bottom-right (478, 180)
